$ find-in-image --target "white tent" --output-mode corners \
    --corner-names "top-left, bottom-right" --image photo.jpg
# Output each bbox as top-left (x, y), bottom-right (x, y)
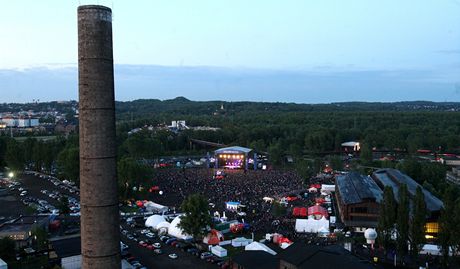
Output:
top-left (308, 187), bottom-right (318, 193)
top-left (280, 242), bottom-right (291, 249)
top-left (145, 215), bottom-right (166, 228)
top-left (419, 244), bottom-right (455, 256)
top-left (156, 221), bottom-right (171, 231)
top-left (144, 201), bottom-right (168, 213)
top-left (318, 227), bottom-right (330, 237)
top-left (226, 201), bottom-right (240, 211)
top-left (211, 245), bottom-right (228, 257)
top-left (295, 216), bottom-right (329, 233)
top-left (263, 197), bottom-right (274, 203)
top-left (245, 242), bottom-right (277, 255)
top-left (321, 184), bottom-right (335, 193)
top-left (168, 216), bottom-right (193, 240)
top-left (231, 237), bottom-right (252, 247)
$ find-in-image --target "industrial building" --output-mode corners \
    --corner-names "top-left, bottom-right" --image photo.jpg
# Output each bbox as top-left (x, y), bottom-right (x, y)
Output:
top-left (371, 168), bottom-right (443, 236)
top-left (335, 172), bottom-right (383, 230)
top-left (0, 215), bottom-right (49, 249)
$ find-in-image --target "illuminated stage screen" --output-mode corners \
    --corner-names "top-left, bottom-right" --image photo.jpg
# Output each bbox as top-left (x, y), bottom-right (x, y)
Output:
top-left (217, 154), bottom-right (245, 169)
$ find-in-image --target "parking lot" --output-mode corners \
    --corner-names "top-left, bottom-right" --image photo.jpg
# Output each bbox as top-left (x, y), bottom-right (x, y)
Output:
top-left (120, 219), bottom-right (224, 269)
top-left (1, 171), bottom-right (231, 268)
top-left (0, 172), bottom-right (80, 219)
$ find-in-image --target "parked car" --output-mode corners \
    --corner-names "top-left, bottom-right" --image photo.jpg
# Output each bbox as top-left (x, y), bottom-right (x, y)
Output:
top-left (166, 238), bottom-right (177, 245)
top-left (146, 232), bottom-right (155, 238)
top-left (187, 248), bottom-right (198, 255)
top-left (168, 253), bottom-right (178, 259)
top-left (200, 252), bottom-right (213, 260)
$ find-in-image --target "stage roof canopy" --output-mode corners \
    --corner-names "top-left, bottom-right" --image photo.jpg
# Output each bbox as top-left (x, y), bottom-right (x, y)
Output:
top-left (215, 146), bottom-right (252, 154)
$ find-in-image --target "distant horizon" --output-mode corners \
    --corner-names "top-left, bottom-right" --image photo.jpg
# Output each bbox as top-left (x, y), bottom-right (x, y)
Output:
top-left (1, 64), bottom-right (459, 104)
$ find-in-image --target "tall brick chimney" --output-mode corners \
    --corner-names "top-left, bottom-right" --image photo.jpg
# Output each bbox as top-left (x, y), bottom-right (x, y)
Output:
top-left (78, 5), bottom-right (120, 268)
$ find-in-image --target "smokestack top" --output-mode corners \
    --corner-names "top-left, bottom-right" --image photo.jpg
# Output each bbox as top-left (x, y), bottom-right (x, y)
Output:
top-left (78, 5), bottom-right (111, 12)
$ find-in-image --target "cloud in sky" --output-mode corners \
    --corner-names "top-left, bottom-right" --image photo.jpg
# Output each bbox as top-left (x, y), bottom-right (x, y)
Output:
top-left (1, 65), bottom-right (459, 104)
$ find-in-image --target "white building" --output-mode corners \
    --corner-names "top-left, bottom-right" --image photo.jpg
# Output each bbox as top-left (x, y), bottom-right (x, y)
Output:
top-left (0, 117), bottom-right (39, 128)
top-left (2, 117), bottom-right (17, 127)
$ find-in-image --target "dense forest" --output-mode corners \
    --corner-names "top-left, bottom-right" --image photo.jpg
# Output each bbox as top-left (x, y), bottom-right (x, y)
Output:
top-left (1, 99), bottom-right (459, 193)
top-left (115, 98), bottom-right (460, 159)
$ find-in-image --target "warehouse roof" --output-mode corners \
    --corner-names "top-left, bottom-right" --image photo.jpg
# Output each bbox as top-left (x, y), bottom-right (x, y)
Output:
top-left (372, 169), bottom-right (443, 213)
top-left (336, 172), bottom-right (383, 205)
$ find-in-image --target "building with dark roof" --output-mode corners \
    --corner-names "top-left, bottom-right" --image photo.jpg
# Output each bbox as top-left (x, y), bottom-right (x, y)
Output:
top-left (371, 169), bottom-right (443, 235)
top-left (231, 250), bottom-right (278, 269)
top-left (0, 215), bottom-right (49, 249)
top-left (48, 235), bottom-right (81, 268)
top-left (277, 243), bottom-right (375, 269)
top-left (49, 235), bottom-right (134, 269)
top-left (335, 172), bottom-right (383, 229)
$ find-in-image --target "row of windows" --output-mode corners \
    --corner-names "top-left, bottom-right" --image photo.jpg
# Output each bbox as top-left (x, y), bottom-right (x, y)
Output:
top-left (425, 222), bottom-right (439, 234)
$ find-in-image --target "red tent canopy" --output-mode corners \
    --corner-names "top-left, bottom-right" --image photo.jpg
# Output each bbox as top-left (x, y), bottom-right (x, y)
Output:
top-left (310, 184), bottom-right (321, 189)
top-left (149, 186), bottom-right (160, 192)
top-left (315, 197), bottom-right (326, 204)
top-left (203, 229), bottom-right (224, 245)
top-left (308, 205), bottom-right (328, 218)
top-left (299, 207), bottom-right (307, 217)
top-left (292, 207), bottom-right (301, 216)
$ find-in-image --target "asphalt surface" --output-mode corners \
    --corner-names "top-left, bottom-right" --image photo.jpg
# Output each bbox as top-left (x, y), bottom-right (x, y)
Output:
top-left (0, 171), bottom-right (76, 219)
top-left (5, 172), bottom-right (222, 269)
top-left (120, 221), bottom-right (220, 269)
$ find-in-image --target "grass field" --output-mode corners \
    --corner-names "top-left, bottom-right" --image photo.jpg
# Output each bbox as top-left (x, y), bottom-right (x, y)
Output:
top-left (14, 136), bottom-right (57, 142)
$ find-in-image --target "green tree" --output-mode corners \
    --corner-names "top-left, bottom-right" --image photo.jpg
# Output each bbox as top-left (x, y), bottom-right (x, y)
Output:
top-left (268, 141), bottom-right (283, 166)
top-left (410, 186), bottom-right (426, 257)
top-left (359, 143), bottom-right (372, 165)
top-left (295, 159), bottom-right (315, 185)
top-left (117, 157), bottom-right (151, 200)
top-left (42, 143), bottom-right (54, 174)
top-left (0, 237), bottom-right (16, 261)
top-left (31, 227), bottom-right (48, 250)
top-left (32, 140), bottom-right (44, 172)
top-left (378, 186), bottom-right (396, 251)
top-left (329, 155), bottom-right (343, 171)
top-left (57, 146), bottom-right (80, 184)
top-left (313, 158), bottom-right (324, 174)
top-left (272, 201), bottom-right (286, 217)
top-left (438, 186), bottom-right (459, 268)
top-left (396, 184), bottom-right (410, 256)
top-left (178, 194), bottom-right (212, 239)
top-left (23, 137), bottom-right (37, 168)
top-left (0, 137), bottom-right (7, 168)
top-left (5, 139), bottom-right (24, 171)
top-left (58, 196), bottom-right (70, 216)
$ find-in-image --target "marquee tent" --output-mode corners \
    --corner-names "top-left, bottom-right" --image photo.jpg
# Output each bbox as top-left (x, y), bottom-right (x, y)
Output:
top-left (168, 216), bottom-right (193, 240)
top-left (244, 242), bottom-right (277, 255)
top-left (295, 216), bottom-right (329, 233)
top-left (145, 215), bottom-right (166, 228)
top-left (308, 205), bottom-right (329, 219)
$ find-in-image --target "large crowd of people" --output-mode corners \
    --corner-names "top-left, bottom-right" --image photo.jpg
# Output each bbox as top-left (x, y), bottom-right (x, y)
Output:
top-left (149, 167), bottom-right (305, 235)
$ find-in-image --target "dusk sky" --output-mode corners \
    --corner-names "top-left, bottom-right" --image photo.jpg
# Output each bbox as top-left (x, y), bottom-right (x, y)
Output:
top-left (1, 0), bottom-right (459, 103)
